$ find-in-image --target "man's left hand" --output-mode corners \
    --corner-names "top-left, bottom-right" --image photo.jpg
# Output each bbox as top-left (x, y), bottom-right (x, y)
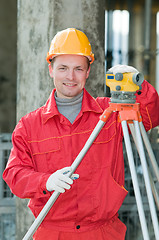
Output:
top-left (108, 64), bottom-right (139, 74)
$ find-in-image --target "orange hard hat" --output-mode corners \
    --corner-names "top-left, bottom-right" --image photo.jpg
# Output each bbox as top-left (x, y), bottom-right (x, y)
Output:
top-left (46, 28), bottom-right (94, 64)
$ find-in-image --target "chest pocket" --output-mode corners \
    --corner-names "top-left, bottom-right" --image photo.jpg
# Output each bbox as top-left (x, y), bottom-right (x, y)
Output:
top-left (29, 137), bottom-right (60, 155)
top-left (28, 137), bottom-right (61, 172)
top-left (93, 120), bottom-right (116, 144)
top-left (86, 120), bottom-right (117, 169)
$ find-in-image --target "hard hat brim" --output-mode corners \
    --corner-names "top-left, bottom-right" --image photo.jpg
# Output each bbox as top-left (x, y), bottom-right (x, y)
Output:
top-left (46, 53), bottom-right (94, 64)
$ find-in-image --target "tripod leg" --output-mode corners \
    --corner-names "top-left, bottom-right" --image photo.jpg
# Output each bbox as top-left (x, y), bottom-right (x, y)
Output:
top-left (139, 122), bottom-right (159, 182)
top-left (128, 123), bottom-right (159, 210)
top-left (148, 168), bottom-right (159, 210)
top-left (134, 120), bottom-right (159, 240)
top-left (121, 120), bottom-right (150, 240)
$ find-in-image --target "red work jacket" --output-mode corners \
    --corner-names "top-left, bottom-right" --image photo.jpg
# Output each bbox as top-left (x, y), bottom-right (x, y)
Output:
top-left (3, 80), bottom-right (159, 239)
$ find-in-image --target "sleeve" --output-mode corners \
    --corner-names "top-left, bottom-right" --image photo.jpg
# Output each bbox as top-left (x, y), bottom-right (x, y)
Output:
top-left (135, 80), bottom-right (159, 131)
top-left (2, 119), bottom-right (51, 199)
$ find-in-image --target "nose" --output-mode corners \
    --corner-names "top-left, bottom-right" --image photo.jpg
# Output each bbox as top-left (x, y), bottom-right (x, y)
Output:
top-left (66, 69), bottom-right (74, 80)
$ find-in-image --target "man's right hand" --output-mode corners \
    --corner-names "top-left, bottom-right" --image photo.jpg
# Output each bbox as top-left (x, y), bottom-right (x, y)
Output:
top-left (46, 167), bottom-right (79, 193)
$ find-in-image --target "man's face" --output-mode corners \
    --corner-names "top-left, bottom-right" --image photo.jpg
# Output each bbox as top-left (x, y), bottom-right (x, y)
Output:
top-left (49, 54), bottom-right (90, 99)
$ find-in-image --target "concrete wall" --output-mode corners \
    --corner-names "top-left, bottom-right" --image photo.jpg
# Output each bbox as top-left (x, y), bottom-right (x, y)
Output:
top-left (17, 0), bottom-right (105, 238)
top-left (0, 0), bottom-right (17, 133)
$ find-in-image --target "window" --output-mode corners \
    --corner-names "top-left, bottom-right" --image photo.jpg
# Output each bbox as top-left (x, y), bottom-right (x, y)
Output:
top-left (105, 10), bottom-right (129, 70)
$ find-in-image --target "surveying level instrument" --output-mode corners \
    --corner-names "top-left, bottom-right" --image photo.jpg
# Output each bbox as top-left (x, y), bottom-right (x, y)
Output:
top-left (106, 71), bottom-right (144, 103)
top-left (22, 72), bottom-right (159, 240)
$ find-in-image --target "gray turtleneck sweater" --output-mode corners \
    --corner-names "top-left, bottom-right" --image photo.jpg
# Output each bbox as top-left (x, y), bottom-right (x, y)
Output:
top-left (54, 91), bottom-right (83, 124)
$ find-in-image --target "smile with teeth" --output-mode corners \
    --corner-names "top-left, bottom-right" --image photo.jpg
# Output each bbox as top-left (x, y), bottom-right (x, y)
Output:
top-left (64, 83), bottom-right (77, 87)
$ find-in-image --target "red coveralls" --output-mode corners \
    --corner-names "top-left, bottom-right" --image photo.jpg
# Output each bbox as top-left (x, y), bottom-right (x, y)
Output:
top-left (3, 80), bottom-right (159, 240)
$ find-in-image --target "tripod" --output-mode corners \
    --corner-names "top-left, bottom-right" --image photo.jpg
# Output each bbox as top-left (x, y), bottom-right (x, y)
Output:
top-left (100, 102), bottom-right (159, 240)
top-left (22, 101), bottom-right (159, 240)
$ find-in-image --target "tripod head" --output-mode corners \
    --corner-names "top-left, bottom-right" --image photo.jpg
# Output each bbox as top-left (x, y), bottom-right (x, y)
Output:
top-left (106, 72), bottom-right (144, 103)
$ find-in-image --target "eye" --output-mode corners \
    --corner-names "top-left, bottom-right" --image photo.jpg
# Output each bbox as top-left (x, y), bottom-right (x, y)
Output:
top-left (58, 66), bottom-right (67, 71)
top-left (76, 68), bottom-right (83, 71)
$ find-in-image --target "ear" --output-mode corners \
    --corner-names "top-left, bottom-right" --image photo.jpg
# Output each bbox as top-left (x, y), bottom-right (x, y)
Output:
top-left (48, 64), bottom-right (54, 78)
top-left (86, 66), bottom-right (91, 79)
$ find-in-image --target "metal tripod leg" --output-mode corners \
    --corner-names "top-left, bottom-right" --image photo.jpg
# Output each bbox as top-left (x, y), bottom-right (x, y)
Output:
top-left (130, 122), bottom-right (159, 182)
top-left (139, 122), bottom-right (159, 182)
top-left (133, 120), bottom-right (159, 240)
top-left (129, 123), bottom-right (159, 210)
top-left (121, 120), bottom-right (150, 240)
top-left (148, 168), bottom-right (159, 210)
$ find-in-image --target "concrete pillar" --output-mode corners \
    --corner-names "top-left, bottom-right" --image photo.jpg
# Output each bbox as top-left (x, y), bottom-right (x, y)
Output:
top-left (17, 0), bottom-right (105, 238)
top-left (0, 0), bottom-right (16, 133)
top-left (150, 12), bottom-right (157, 87)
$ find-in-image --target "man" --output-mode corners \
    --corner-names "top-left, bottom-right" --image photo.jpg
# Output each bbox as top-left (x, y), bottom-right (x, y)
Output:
top-left (3, 28), bottom-right (159, 240)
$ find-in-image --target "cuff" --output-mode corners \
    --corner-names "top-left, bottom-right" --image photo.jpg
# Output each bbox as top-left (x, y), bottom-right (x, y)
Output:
top-left (37, 173), bottom-right (51, 198)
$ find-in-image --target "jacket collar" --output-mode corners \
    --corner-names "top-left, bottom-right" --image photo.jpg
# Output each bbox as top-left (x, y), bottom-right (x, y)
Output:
top-left (42, 88), bottom-right (103, 124)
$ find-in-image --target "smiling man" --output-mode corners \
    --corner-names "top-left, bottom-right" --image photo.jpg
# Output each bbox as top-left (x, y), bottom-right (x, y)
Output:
top-left (3, 28), bottom-right (159, 240)
top-left (49, 54), bottom-right (90, 99)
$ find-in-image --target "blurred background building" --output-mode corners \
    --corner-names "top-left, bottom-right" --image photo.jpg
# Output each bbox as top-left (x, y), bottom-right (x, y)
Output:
top-left (0, 0), bottom-right (159, 239)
